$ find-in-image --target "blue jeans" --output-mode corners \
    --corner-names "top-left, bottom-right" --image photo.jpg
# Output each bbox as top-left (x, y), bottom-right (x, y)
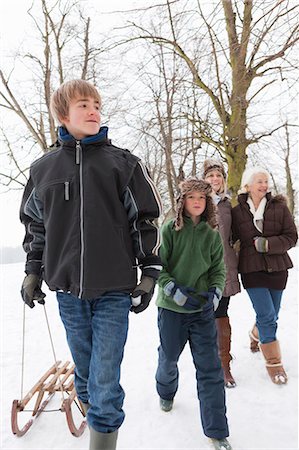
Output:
top-left (156, 300), bottom-right (229, 440)
top-left (56, 291), bottom-right (131, 433)
top-left (246, 288), bottom-right (283, 343)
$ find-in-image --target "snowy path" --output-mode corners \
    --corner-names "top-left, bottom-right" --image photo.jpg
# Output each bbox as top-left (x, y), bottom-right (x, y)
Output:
top-left (1, 248), bottom-right (298, 449)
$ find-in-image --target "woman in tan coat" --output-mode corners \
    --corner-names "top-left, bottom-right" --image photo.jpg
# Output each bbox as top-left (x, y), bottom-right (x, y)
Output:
top-left (232, 167), bottom-right (297, 385)
top-left (203, 159), bottom-right (240, 388)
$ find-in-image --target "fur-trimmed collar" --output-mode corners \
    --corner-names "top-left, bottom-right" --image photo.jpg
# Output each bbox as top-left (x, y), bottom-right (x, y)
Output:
top-left (238, 192), bottom-right (287, 205)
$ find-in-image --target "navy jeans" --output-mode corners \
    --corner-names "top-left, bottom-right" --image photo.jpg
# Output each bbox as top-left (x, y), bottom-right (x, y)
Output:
top-left (56, 291), bottom-right (131, 433)
top-left (156, 300), bottom-right (229, 439)
top-left (246, 288), bottom-right (283, 343)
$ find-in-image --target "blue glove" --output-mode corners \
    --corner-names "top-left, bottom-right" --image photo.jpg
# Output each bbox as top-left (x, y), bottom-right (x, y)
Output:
top-left (164, 281), bottom-right (202, 311)
top-left (199, 287), bottom-right (222, 311)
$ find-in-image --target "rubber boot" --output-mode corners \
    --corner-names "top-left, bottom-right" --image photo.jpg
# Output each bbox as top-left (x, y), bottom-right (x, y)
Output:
top-left (249, 324), bottom-right (260, 352)
top-left (259, 340), bottom-right (287, 385)
top-left (89, 428), bottom-right (118, 450)
top-left (210, 437), bottom-right (232, 450)
top-left (215, 317), bottom-right (236, 388)
top-left (159, 397), bottom-right (173, 412)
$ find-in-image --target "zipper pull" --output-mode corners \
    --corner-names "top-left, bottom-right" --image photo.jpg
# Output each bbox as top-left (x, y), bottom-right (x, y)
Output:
top-left (64, 181), bottom-right (70, 200)
top-left (76, 141), bottom-right (81, 164)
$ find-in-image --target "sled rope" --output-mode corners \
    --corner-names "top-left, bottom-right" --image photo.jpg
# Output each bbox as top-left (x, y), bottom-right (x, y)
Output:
top-left (20, 303), bottom-right (66, 403)
top-left (13, 304), bottom-right (87, 437)
top-left (20, 303), bottom-right (26, 401)
top-left (42, 305), bottom-right (66, 403)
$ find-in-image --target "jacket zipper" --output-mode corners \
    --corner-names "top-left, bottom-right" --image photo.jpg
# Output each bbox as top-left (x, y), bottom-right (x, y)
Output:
top-left (64, 182), bottom-right (70, 200)
top-left (76, 140), bottom-right (84, 298)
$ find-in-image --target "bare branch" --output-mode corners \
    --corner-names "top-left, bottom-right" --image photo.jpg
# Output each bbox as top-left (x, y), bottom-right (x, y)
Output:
top-left (252, 24), bottom-right (299, 73)
top-left (249, 3), bottom-right (299, 68)
top-left (81, 16), bottom-right (91, 80)
top-left (248, 79), bottom-right (276, 103)
top-left (0, 70), bottom-right (46, 149)
top-left (249, 123), bottom-right (288, 143)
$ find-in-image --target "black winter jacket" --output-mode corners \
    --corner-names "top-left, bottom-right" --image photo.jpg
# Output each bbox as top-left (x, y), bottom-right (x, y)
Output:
top-left (20, 127), bottom-right (162, 299)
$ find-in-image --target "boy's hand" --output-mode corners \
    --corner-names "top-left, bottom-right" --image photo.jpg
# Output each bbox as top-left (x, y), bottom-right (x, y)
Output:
top-left (199, 287), bottom-right (222, 311)
top-left (131, 276), bottom-right (155, 314)
top-left (164, 281), bottom-right (202, 311)
top-left (21, 274), bottom-right (46, 309)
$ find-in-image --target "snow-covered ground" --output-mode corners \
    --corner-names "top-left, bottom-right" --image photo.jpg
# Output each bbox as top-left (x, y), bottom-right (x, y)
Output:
top-left (1, 248), bottom-right (298, 450)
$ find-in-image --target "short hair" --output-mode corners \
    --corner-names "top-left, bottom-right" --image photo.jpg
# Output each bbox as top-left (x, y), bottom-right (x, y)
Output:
top-left (239, 166), bottom-right (270, 194)
top-left (50, 79), bottom-right (101, 124)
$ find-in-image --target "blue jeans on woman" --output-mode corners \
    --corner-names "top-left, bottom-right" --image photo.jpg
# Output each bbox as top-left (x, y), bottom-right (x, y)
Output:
top-left (155, 299), bottom-right (229, 440)
top-left (56, 291), bottom-right (131, 433)
top-left (246, 288), bottom-right (283, 343)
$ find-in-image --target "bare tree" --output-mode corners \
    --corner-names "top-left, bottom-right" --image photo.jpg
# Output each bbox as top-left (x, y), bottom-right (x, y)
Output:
top-left (0, 0), bottom-right (106, 188)
top-left (117, 0), bottom-right (299, 201)
top-left (120, 37), bottom-right (214, 216)
top-left (270, 122), bottom-right (297, 216)
top-left (283, 123), bottom-right (296, 216)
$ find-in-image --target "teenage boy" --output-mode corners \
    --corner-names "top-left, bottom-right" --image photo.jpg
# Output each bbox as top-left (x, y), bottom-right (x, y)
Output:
top-left (20, 79), bottom-right (162, 450)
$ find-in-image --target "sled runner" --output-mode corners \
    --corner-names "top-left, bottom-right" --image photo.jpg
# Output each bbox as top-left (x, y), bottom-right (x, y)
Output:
top-left (11, 360), bottom-right (87, 437)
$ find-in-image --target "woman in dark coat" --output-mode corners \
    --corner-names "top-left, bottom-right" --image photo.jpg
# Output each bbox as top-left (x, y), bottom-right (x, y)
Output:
top-left (203, 159), bottom-right (240, 388)
top-left (232, 167), bottom-right (297, 385)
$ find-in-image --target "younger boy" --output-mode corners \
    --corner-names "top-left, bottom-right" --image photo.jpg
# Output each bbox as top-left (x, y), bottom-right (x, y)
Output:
top-left (20, 79), bottom-right (162, 450)
top-left (156, 177), bottom-right (232, 450)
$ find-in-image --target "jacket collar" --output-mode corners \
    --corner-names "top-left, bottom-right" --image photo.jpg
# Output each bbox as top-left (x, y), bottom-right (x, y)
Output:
top-left (182, 215), bottom-right (207, 227)
top-left (57, 126), bottom-right (109, 146)
top-left (238, 192), bottom-right (272, 205)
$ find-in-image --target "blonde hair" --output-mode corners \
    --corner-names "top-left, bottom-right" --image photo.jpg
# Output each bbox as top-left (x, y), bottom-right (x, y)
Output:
top-left (50, 79), bottom-right (101, 124)
top-left (203, 158), bottom-right (227, 195)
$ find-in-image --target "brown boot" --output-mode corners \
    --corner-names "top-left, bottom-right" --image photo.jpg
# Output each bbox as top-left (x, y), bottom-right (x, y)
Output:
top-left (259, 340), bottom-right (288, 385)
top-left (215, 317), bottom-right (236, 388)
top-left (249, 324), bottom-right (260, 352)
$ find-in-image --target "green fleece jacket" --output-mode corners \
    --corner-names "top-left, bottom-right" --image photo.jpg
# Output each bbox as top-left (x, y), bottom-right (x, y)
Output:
top-left (156, 216), bottom-right (225, 313)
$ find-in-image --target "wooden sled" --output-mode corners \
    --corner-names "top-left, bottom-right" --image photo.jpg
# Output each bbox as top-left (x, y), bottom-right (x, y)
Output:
top-left (11, 360), bottom-right (87, 437)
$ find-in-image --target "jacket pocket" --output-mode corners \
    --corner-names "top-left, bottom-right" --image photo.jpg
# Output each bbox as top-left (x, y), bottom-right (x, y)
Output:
top-left (38, 178), bottom-right (74, 204)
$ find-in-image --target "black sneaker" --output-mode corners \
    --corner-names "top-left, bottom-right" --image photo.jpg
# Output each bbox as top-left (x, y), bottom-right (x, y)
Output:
top-left (159, 398), bottom-right (173, 412)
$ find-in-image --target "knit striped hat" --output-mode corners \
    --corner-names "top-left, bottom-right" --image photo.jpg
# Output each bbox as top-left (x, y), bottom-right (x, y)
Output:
top-left (202, 158), bottom-right (226, 179)
top-left (174, 177), bottom-right (216, 231)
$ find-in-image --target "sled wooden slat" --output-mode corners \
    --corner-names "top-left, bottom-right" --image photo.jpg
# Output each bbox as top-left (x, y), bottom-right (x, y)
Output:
top-left (63, 379), bottom-right (74, 391)
top-left (17, 362), bottom-right (61, 408)
top-left (57, 363), bottom-right (75, 387)
top-left (43, 361), bottom-right (70, 391)
top-left (11, 361), bottom-right (86, 438)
